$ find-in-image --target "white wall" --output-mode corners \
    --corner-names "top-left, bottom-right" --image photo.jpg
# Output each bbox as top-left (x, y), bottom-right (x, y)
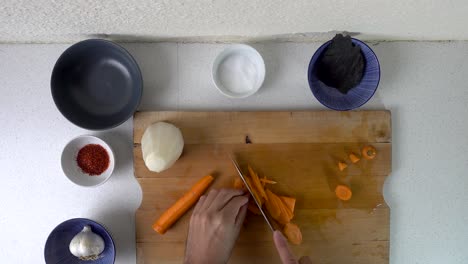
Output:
top-left (1, 1), bottom-right (467, 43)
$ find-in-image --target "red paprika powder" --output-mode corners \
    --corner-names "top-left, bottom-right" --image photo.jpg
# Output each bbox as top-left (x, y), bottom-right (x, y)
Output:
top-left (76, 144), bottom-right (110, 176)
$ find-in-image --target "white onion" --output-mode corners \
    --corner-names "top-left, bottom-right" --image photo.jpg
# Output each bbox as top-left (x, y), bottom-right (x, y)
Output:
top-left (141, 122), bottom-right (184, 173)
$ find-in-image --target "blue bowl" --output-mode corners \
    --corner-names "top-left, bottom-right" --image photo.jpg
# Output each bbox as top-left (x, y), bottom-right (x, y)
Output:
top-left (44, 218), bottom-right (115, 264)
top-left (308, 38), bottom-right (380, 111)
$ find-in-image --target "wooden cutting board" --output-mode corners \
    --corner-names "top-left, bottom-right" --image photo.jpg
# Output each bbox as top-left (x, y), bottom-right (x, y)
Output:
top-left (133, 111), bottom-right (391, 264)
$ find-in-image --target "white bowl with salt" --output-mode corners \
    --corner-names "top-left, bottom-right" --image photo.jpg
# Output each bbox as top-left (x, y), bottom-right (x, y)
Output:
top-left (212, 44), bottom-right (265, 98)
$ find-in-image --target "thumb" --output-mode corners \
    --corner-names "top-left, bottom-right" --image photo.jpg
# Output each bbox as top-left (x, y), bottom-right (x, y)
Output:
top-left (273, 231), bottom-right (298, 264)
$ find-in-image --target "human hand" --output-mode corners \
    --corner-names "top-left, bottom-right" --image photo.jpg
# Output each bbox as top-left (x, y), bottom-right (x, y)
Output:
top-left (273, 231), bottom-right (312, 264)
top-left (184, 188), bottom-right (249, 264)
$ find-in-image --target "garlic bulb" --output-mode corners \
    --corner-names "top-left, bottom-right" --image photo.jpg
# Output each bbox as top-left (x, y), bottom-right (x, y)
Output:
top-left (141, 122), bottom-right (184, 173)
top-left (69, 225), bottom-right (105, 260)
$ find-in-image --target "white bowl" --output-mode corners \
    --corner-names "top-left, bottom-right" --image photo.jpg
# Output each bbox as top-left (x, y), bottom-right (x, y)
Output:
top-left (212, 44), bottom-right (265, 98)
top-left (61, 135), bottom-right (115, 187)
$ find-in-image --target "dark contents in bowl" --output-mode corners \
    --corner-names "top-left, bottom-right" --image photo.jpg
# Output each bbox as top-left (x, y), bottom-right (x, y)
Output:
top-left (317, 34), bottom-right (364, 94)
top-left (77, 144), bottom-right (110, 176)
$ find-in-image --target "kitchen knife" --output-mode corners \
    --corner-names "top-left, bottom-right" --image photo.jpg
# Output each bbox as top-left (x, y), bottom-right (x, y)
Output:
top-left (230, 157), bottom-right (275, 231)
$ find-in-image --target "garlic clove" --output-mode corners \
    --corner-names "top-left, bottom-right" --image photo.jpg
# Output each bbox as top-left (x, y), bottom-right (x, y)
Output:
top-left (69, 225), bottom-right (105, 260)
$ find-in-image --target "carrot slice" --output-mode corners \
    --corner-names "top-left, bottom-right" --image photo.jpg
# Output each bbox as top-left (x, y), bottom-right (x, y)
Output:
top-left (338, 161), bottom-right (348, 171)
top-left (283, 222), bottom-right (303, 245)
top-left (260, 177), bottom-right (277, 184)
top-left (335, 184), bottom-right (352, 201)
top-left (349, 153), bottom-right (360, 163)
top-left (265, 189), bottom-right (281, 219)
top-left (280, 196), bottom-right (296, 214)
top-left (153, 175), bottom-right (214, 234)
top-left (362, 145), bottom-right (377, 160)
top-left (248, 165), bottom-right (268, 201)
top-left (247, 200), bottom-right (261, 215)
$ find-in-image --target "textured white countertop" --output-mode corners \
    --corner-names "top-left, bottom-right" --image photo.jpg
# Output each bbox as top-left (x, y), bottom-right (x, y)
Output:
top-left (0, 42), bottom-right (467, 264)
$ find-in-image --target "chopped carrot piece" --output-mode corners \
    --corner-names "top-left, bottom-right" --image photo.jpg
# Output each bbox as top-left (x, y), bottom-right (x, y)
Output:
top-left (280, 196), bottom-right (296, 214)
top-left (362, 145), bottom-right (377, 160)
top-left (245, 177), bottom-right (263, 206)
top-left (335, 184), bottom-right (352, 201)
top-left (338, 161), bottom-right (348, 171)
top-left (266, 190), bottom-right (293, 224)
top-left (265, 189), bottom-right (281, 219)
top-left (247, 200), bottom-right (261, 215)
top-left (283, 222), bottom-right (303, 245)
top-left (260, 177), bottom-right (277, 184)
top-left (349, 153), bottom-right (360, 163)
top-left (248, 165), bottom-right (268, 201)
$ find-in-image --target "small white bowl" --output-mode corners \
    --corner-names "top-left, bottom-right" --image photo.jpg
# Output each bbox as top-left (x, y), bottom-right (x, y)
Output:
top-left (212, 44), bottom-right (265, 98)
top-left (61, 135), bottom-right (115, 187)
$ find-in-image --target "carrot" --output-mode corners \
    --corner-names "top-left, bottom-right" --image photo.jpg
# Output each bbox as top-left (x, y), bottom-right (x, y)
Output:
top-left (260, 177), bottom-right (277, 185)
top-left (335, 184), bottom-right (352, 201)
top-left (265, 190), bottom-right (292, 224)
top-left (245, 177), bottom-right (263, 205)
top-left (248, 165), bottom-right (268, 201)
top-left (349, 153), bottom-right (360, 163)
top-left (277, 197), bottom-right (294, 224)
top-left (338, 161), bottom-right (348, 171)
top-left (153, 175), bottom-right (214, 234)
top-left (247, 200), bottom-right (261, 215)
top-left (283, 222), bottom-right (303, 245)
top-left (362, 145), bottom-right (377, 160)
top-left (265, 189), bottom-right (281, 219)
top-left (279, 196), bottom-right (296, 214)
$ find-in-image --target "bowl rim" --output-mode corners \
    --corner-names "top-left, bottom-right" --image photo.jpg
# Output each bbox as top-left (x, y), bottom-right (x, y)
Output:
top-left (44, 217), bottom-right (116, 264)
top-left (307, 38), bottom-right (381, 111)
top-left (61, 135), bottom-right (115, 187)
top-left (51, 38), bottom-right (143, 130)
top-left (211, 44), bottom-right (266, 98)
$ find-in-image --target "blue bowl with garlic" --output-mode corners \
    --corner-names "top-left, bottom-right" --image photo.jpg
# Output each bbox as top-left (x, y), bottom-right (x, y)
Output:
top-left (44, 218), bottom-right (115, 264)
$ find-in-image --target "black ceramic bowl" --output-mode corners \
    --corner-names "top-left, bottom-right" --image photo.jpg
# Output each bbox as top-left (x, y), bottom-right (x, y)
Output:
top-left (51, 39), bottom-right (142, 130)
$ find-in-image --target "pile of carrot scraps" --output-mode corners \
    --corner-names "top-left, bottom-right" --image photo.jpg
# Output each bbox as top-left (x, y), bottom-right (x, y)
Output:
top-left (233, 165), bottom-right (302, 245)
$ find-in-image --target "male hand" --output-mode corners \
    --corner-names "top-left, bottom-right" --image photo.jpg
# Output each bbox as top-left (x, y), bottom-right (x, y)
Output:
top-left (273, 230), bottom-right (312, 264)
top-left (184, 188), bottom-right (249, 264)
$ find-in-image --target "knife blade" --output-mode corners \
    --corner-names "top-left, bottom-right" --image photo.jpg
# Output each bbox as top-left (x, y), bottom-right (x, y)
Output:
top-left (230, 157), bottom-right (275, 231)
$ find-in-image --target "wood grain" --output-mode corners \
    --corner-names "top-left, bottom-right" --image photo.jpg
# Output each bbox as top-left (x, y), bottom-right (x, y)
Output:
top-left (134, 111), bottom-right (391, 144)
top-left (134, 111), bottom-right (391, 264)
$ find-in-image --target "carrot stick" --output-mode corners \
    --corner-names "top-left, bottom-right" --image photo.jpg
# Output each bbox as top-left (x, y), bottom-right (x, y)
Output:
top-left (248, 165), bottom-right (268, 201)
top-left (245, 177), bottom-right (263, 205)
top-left (265, 189), bottom-right (281, 219)
top-left (265, 189), bottom-right (292, 224)
top-left (279, 196), bottom-right (296, 214)
top-left (335, 184), bottom-right (352, 201)
top-left (283, 222), bottom-right (303, 245)
top-left (276, 196), bottom-right (293, 224)
top-left (153, 175), bottom-right (214, 234)
top-left (260, 178), bottom-right (277, 184)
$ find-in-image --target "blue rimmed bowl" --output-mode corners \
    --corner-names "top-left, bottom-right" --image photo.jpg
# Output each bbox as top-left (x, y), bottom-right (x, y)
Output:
top-left (44, 218), bottom-right (115, 264)
top-left (308, 38), bottom-right (380, 111)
